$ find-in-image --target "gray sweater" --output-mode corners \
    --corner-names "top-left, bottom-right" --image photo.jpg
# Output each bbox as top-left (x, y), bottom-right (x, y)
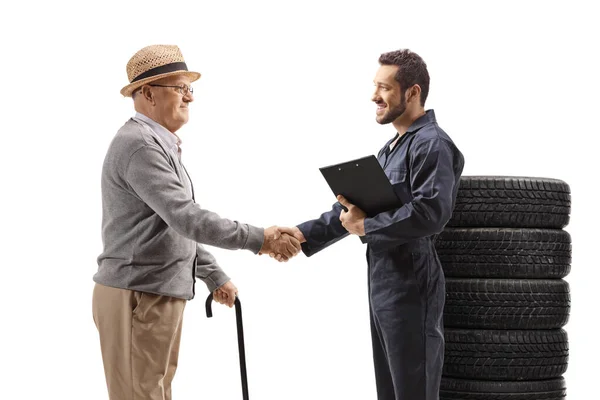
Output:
top-left (94, 116), bottom-right (264, 300)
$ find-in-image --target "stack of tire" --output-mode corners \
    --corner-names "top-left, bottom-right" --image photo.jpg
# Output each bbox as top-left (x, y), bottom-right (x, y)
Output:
top-left (435, 176), bottom-right (571, 400)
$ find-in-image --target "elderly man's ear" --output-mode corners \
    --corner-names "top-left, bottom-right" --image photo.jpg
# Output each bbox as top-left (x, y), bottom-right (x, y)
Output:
top-left (133, 86), bottom-right (155, 105)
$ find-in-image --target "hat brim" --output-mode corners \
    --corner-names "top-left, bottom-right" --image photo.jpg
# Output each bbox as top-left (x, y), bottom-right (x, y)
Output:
top-left (120, 70), bottom-right (201, 97)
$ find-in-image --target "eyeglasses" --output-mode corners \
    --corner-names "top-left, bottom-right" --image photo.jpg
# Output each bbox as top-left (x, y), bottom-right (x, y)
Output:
top-left (149, 84), bottom-right (194, 96)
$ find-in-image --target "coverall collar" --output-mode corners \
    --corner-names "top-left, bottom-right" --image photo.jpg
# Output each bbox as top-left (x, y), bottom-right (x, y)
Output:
top-left (407, 109), bottom-right (436, 134)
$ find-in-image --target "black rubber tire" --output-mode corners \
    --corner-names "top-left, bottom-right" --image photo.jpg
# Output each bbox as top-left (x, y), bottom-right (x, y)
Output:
top-left (443, 329), bottom-right (568, 380)
top-left (447, 176), bottom-right (570, 229)
top-left (435, 228), bottom-right (571, 279)
top-left (444, 279), bottom-right (570, 329)
top-left (440, 377), bottom-right (566, 399)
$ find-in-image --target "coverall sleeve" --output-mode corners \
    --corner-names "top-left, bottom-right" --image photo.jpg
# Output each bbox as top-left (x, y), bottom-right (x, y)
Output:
top-left (195, 243), bottom-right (231, 292)
top-left (296, 202), bottom-right (350, 257)
top-left (361, 138), bottom-right (458, 251)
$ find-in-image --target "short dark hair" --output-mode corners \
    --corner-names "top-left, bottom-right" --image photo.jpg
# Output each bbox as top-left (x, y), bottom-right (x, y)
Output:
top-left (378, 49), bottom-right (430, 106)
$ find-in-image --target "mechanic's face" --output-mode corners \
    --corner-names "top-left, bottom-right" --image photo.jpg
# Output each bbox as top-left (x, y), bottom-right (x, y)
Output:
top-left (372, 65), bottom-right (406, 125)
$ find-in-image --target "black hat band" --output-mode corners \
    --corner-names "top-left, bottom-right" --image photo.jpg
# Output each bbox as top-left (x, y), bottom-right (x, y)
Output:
top-left (131, 62), bottom-right (188, 83)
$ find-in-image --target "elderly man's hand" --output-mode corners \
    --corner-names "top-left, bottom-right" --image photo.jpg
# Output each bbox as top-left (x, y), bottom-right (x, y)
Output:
top-left (338, 195), bottom-right (366, 236)
top-left (213, 280), bottom-right (237, 308)
top-left (259, 226), bottom-right (302, 262)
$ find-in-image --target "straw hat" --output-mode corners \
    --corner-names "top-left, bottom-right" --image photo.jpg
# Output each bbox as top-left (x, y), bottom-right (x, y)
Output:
top-left (120, 45), bottom-right (201, 97)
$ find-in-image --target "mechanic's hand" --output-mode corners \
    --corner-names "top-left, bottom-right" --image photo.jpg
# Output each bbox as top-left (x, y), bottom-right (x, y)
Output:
top-left (338, 195), bottom-right (366, 236)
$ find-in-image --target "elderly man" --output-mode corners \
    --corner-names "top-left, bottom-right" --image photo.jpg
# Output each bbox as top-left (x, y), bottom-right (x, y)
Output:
top-left (92, 44), bottom-right (299, 400)
top-left (279, 49), bottom-right (465, 400)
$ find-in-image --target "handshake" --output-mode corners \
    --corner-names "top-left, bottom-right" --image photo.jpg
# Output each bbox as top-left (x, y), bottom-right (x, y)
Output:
top-left (258, 226), bottom-right (306, 262)
top-left (214, 197), bottom-right (367, 306)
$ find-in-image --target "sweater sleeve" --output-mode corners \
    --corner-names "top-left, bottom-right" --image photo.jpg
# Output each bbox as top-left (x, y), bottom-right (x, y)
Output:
top-left (125, 144), bottom-right (265, 253)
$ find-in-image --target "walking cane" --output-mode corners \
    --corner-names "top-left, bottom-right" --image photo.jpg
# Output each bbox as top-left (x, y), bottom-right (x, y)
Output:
top-left (205, 293), bottom-right (249, 400)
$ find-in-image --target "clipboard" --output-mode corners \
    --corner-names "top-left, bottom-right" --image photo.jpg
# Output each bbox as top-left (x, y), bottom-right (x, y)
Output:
top-left (319, 155), bottom-right (402, 217)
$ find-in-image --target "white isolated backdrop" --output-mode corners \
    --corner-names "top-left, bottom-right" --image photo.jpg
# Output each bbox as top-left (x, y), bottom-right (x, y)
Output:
top-left (1, 1), bottom-right (598, 399)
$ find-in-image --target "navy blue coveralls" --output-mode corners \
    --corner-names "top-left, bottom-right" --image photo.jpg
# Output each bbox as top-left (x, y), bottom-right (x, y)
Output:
top-left (297, 110), bottom-right (464, 400)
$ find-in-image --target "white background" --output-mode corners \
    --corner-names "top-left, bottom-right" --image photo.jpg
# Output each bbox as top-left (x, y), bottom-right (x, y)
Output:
top-left (1, 1), bottom-right (598, 399)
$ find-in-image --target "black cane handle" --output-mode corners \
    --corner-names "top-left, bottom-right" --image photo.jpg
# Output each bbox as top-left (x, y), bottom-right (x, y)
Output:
top-left (205, 293), bottom-right (249, 400)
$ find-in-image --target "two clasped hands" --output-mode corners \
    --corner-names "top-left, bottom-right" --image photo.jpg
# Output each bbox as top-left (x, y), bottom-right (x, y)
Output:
top-left (213, 196), bottom-right (367, 307)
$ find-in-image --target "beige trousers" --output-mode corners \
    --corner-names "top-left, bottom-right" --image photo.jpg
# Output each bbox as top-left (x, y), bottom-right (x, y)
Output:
top-left (92, 283), bottom-right (187, 400)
